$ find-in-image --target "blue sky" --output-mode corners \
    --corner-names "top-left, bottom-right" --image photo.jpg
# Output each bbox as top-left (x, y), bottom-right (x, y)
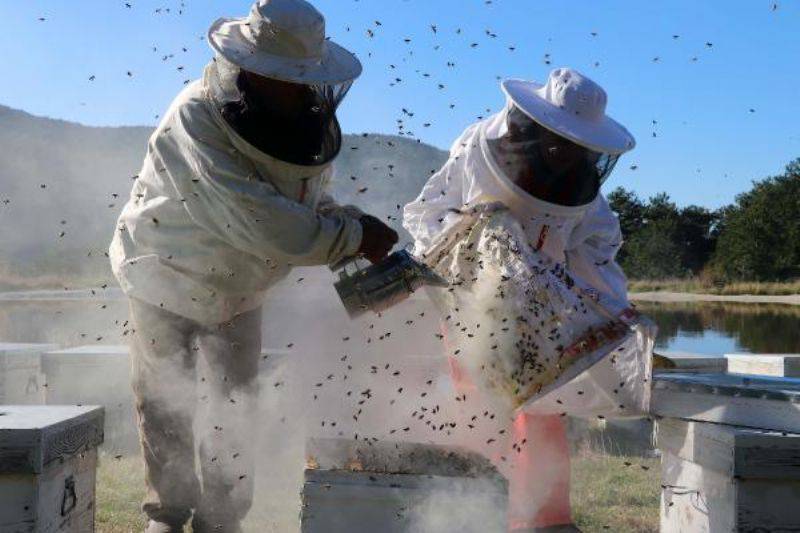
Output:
top-left (1, 0), bottom-right (798, 208)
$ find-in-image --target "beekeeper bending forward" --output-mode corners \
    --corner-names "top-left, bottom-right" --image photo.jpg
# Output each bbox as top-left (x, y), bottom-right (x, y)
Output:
top-left (405, 68), bottom-right (651, 532)
top-left (109, 1), bottom-right (397, 532)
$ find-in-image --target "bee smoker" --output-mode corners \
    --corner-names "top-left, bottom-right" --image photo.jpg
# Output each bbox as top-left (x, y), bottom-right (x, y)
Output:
top-left (332, 250), bottom-right (449, 318)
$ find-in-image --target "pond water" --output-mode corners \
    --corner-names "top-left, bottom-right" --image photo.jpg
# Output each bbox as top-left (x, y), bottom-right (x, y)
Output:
top-left (634, 301), bottom-right (800, 355)
top-left (1, 294), bottom-right (798, 356)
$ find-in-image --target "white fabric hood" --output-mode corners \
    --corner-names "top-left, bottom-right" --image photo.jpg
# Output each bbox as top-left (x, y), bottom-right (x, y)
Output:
top-left (404, 108), bottom-right (628, 303)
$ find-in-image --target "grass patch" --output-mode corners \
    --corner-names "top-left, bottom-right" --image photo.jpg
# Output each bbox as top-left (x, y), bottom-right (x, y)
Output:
top-left (628, 278), bottom-right (800, 296)
top-left (96, 454), bottom-right (147, 533)
top-left (96, 450), bottom-right (660, 532)
top-left (571, 450), bottom-right (660, 533)
top-left (633, 299), bottom-right (800, 317)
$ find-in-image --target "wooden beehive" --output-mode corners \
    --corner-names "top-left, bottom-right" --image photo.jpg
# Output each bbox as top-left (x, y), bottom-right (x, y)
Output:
top-left (0, 405), bottom-right (104, 532)
top-left (657, 417), bottom-right (800, 532)
top-left (726, 353), bottom-right (800, 378)
top-left (657, 351), bottom-right (728, 374)
top-left (41, 345), bottom-right (135, 451)
top-left (301, 438), bottom-right (508, 533)
top-left (0, 343), bottom-right (57, 405)
top-left (651, 371), bottom-right (800, 434)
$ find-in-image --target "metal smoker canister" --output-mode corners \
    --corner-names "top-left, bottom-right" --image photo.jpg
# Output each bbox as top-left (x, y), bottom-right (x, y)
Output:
top-left (333, 250), bottom-right (448, 318)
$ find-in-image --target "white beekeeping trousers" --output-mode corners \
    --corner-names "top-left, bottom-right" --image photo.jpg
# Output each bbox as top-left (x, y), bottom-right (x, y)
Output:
top-left (127, 297), bottom-right (262, 526)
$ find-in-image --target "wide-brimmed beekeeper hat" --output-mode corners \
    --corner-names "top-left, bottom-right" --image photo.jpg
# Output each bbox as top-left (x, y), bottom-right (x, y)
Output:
top-left (208, 0), bottom-right (363, 85)
top-left (501, 68), bottom-right (635, 155)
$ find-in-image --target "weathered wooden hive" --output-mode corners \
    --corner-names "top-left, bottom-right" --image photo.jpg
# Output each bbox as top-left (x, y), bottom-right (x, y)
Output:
top-left (301, 438), bottom-right (508, 533)
top-left (0, 405), bottom-right (104, 532)
top-left (0, 343), bottom-right (57, 406)
top-left (652, 365), bottom-right (800, 532)
top-left (651, 371), bottom-right (800, 434)
top-left (41, 345), bottom-right (135, 451)
top-left (725, 353), bottom-right (800, 378)
top-left (658, 417), bottom-right (800, 532)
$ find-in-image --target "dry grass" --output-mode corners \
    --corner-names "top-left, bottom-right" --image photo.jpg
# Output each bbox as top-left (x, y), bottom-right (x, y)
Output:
top-left (571, 450), bottom-right (661, 532)
top-left (633, 299), bottom-right (800, 317)
top-left (95, 450), bottom-right (661, 533)
top-left (628, 278), bottom-right (800, 296)
top-left (96, 454), bottom-right (147, 533)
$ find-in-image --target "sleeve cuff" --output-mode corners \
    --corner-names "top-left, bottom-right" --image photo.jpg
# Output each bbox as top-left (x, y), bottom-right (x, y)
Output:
top-left (343, 215), bottom-right (363, 258)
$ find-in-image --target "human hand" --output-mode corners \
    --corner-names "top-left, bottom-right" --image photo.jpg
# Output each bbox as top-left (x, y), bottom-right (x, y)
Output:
top-left (357, 215), bottom-right (399, 264)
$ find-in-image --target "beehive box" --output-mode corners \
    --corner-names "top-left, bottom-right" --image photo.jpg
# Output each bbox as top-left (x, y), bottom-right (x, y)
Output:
top-left (651, 372), bottom-right (800, 434)
top-left (0, 405), bottom-right (104, 532)
top-left (726, 353), bottom-right (800, 378)
top-left (657, 417), bottom-right (800, 532)
top-left (301, 438), bottom-right (508, 533)
top-left (0, 343), bottom-right (57, 405)
top-left (41, 346), bottom-right (135, 451)
top-left (657, 351), bottom-right (728, 374)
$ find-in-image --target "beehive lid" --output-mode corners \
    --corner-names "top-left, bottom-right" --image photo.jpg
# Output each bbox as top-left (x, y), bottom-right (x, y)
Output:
top-left (653, 372), bottom-right (800, 402)
top-left (0, 343), bottom-right (59, 353)
top-left (42, 346), bottom-right (129, 369)
top-left (45, 345), bottom-right (128, 357)
top-left (0, 405), bottom-right (104, 474)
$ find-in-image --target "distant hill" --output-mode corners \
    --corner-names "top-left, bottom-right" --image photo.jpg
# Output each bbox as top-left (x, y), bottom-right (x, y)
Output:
top-left (0, 104), bottom-right (447, 289)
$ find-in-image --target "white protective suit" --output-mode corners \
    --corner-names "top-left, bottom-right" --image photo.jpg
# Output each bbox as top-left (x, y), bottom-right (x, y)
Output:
top-left (404, 104), bottom-right (654, 417)
top-left (109, 61), bottom-right (363, 325)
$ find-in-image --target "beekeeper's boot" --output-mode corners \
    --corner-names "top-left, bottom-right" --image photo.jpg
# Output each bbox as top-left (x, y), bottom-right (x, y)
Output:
top-left (144, 519), bottom-right (184, 533)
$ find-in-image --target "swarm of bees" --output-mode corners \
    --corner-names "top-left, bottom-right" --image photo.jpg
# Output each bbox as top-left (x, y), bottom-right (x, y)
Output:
top-left (18, 0), bottom-right (784, 527)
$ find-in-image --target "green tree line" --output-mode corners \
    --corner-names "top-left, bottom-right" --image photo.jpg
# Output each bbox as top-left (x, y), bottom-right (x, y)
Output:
top-left (608, 158), bottom-right (800, 282)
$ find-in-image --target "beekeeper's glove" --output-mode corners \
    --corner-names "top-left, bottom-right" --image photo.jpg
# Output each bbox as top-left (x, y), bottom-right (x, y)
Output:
top-left (358, 215), bottom-right (399, 264)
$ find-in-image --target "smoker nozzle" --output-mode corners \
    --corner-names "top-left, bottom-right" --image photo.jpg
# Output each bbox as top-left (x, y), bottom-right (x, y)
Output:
top-left (416, 264), bottom-right (449, 288)
top-left (333, 250), bottom-right (449, 318)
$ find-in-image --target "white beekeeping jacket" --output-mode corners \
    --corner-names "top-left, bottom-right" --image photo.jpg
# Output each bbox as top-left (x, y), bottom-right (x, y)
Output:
top-left (109, 63), bottom-right (363, 325)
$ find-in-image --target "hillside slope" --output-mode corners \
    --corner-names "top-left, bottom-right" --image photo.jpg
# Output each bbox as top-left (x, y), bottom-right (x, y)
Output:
top-left (0, 104), bottom-right (447, 289)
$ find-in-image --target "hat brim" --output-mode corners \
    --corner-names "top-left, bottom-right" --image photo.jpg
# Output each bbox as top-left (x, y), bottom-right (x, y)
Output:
top-left (208, 17), bottom-right (362, 85)
top-left (501, 78), bottom-right (636, 155)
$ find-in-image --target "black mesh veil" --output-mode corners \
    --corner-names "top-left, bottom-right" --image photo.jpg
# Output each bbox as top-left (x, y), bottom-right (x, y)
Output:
top-left (208, 55), bottom-right (352, 166)
top-left (486, 104), bottom-right (620, 207)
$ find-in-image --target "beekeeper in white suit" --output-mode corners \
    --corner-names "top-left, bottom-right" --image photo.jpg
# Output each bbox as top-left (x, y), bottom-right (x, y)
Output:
top-left (405, 68), bottom-right (636, 532)
top-left (109, 1), bottom-right (397, 531)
